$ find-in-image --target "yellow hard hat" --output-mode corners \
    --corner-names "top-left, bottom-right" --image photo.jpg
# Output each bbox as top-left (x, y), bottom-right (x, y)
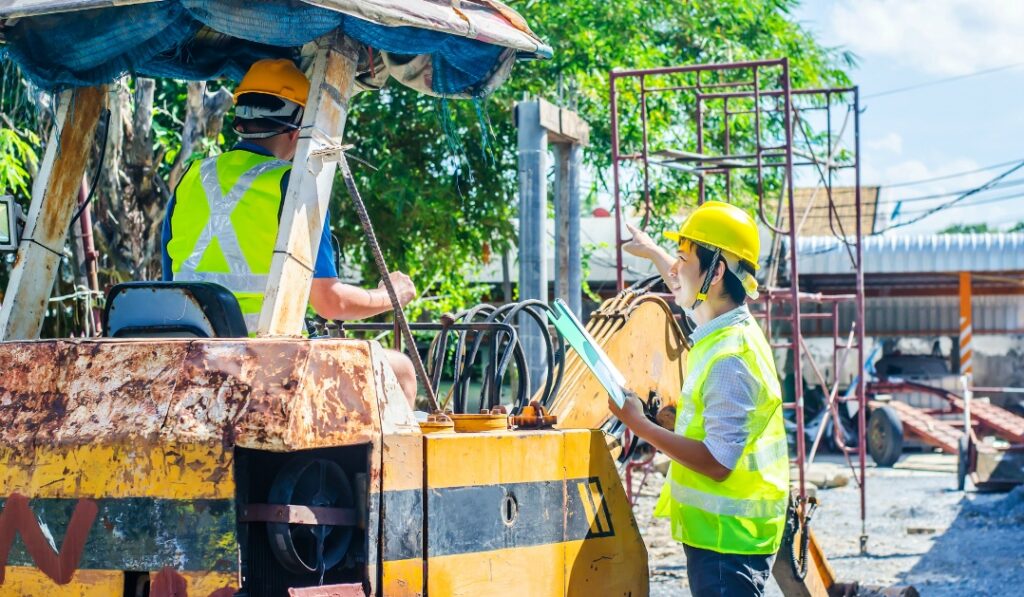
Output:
top-left (664, 201), bottom-right (760, 270)
top-left (234, 59), bottom-right (310, 107)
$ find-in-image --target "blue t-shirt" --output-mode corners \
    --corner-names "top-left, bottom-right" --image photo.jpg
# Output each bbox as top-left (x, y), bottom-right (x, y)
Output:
top-left (161, 142), bottom-right (337, 281)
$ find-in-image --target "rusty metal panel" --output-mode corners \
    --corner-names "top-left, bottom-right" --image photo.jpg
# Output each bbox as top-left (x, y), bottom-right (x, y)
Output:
top-left (0, 338), bottom-right (389, 454)
top-left (287, 584), bottom-right (366, 597)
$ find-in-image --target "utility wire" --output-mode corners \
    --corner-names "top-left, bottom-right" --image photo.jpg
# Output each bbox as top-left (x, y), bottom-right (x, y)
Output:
top-left (875, 160), bottom-right (1024, 233)
top-left (864, 62), bottom-right (1024, 99)
top-left (886, 177), bottom-right (1024, 203)
top-left (791, 177), bottom-right (1024, 219)
top-left (882, 157), bottom-right (1024, 188)
top-left (794, 160), bottom-right (1024, 238)
top-left (798, 188), bottom-right (1024, 221)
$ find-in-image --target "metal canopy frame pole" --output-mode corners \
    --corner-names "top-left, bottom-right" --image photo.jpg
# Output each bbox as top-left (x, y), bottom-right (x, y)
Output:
top-left (0, 85), bottom-right (108, 340)
top-left (258, 33), bottom-right (361, 336)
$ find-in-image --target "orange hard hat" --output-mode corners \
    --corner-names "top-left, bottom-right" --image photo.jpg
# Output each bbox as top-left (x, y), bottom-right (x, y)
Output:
top-left (234, 59), bottom-right (310, 107)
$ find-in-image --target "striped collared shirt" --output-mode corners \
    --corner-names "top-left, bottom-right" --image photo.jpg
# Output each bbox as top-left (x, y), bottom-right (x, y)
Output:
top-left (689, 305), bottom-right (760, 470)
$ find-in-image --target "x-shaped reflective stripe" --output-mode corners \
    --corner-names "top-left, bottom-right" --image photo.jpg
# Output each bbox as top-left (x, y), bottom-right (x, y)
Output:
top-left (177, 158), bottom-right (290, 293)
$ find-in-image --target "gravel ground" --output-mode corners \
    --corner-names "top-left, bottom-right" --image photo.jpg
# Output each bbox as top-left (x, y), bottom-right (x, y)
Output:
top-left (635, 453), bottom-right (1024, 596)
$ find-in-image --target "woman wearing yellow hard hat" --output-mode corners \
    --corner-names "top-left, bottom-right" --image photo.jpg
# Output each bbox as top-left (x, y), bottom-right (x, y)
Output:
top-left (613, 201), bottom-right (788, 597)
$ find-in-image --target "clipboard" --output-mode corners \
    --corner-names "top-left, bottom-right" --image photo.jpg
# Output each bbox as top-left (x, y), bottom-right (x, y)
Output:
top-left (547, 299), bottom-right (628, 407)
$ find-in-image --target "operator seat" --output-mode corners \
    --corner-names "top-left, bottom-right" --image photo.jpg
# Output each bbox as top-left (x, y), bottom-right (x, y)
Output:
top-left (103, 281), bottom-right (248, 338)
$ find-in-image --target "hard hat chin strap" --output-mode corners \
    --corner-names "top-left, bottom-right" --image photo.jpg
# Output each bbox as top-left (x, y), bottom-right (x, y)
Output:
top-left (234, 115), bottom-right (304, 140)
top-left (690, 246), bottom-right (722, 311)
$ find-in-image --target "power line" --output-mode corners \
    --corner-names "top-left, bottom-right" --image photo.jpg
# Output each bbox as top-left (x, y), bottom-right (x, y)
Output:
top-left (794, 177), bottom-right (1024, 215)
top-left (887, 177), bottom-right (1024, 203)
top-left (792, 189), bottom-right (1024, 221)
top-left (875, 160), bottom-right (1024, 233)
top-left (882, 157), bottom-right (1024, 188)
top-left (864, 62), bottom-right (1024, 99)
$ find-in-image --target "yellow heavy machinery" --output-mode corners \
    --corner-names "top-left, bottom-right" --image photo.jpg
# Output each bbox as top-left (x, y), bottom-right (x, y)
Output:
top-left (0, 1), bottom-right (682, 596)
top-left (0, 2), bottom-right (891, 597)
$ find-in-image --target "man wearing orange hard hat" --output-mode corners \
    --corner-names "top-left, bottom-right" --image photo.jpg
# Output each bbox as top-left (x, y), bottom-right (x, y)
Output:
top-left (161, 58), bottom-right (419, 404)
top-left (614, 202), bottom-right (788, 597)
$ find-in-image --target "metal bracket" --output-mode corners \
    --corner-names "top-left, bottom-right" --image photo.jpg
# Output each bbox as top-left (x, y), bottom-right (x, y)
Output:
top-left (240, 503), bottom-right (357, 526)
top-left (0, 195), bottom-right (25, 252)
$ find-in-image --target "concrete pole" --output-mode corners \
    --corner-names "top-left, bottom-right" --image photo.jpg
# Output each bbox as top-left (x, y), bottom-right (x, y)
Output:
top-left (516, 100), bottom-right (548, 394)
top-left (554, 144), bottom-right (569, 304)
top-left (567, 143), bottom-right (583, 317)
top-left (554, 143), bottom-right (583, 318)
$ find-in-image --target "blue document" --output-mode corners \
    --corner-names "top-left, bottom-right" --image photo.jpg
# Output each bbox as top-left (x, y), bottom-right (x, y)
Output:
top-left (547, 299), bottom-right (627, 407)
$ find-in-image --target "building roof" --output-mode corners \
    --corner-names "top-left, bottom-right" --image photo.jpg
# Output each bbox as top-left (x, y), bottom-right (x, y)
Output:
top-left (797, 233), bottom-right (1024, 276)
top-left (778, 186), bottom-right (881, 236)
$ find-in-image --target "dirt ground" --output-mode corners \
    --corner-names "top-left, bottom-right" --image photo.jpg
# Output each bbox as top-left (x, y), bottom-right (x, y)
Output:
top-left (634, 452), bottom-right (1024, 596)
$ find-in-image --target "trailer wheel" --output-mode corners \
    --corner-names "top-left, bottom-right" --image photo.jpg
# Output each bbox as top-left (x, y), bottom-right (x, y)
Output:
top-left (957, 435), bottom-right (969, 491)
top-left (868, 405), bottom-right (903, 467)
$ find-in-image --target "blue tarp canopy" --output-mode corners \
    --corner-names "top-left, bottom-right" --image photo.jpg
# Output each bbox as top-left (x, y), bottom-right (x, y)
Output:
top-left (0, 0), bottom-right (551, 96)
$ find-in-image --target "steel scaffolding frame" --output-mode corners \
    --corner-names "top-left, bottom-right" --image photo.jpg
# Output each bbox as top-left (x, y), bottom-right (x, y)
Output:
top-left (609, 58), bottom-right (870, 550)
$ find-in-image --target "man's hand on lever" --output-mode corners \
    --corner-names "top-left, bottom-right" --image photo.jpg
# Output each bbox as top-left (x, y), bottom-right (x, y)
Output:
top-left (381, 271), bottom-right (417, 307)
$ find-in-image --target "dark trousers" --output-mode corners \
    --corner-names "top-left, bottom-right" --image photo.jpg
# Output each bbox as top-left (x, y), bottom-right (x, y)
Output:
top-left (683, 544), bottom-right (774, 597)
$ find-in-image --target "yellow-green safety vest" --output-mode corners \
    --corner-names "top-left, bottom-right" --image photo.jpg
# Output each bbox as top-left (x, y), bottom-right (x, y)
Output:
top-left (655, 315), bottom-right (789, 555)
top-left (166, 150), bottom-right (291, 332)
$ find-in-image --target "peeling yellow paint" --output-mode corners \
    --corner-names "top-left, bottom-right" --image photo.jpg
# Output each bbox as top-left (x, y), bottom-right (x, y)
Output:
top-left (0, 567), bottom-right (122, 597)
top-left (0, 442), bottom-right (233, 500)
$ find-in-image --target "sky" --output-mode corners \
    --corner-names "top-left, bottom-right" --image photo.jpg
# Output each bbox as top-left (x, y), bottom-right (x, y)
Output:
top-left (794, 0), bottom-right (1024, 234)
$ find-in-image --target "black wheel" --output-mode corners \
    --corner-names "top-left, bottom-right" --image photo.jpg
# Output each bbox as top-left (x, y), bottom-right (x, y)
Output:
top-left (867, 405), bottom-right (904, 467)
top-left (957, 435), bottom-right (969, 491)
top-left (267, 457), bottom-right (354, 575)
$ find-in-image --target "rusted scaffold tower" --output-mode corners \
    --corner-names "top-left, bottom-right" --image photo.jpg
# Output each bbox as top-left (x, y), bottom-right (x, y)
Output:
top-left (609, 59), bottom-right (871, 550)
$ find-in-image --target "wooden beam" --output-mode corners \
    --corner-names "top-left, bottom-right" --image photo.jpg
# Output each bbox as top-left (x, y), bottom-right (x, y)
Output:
top-left (257, 35), bottom-right (361, 336)
top-left (0, 85), bottom-right (107, 340)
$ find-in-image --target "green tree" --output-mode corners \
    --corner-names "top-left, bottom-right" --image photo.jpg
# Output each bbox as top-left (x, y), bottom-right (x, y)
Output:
top-left (2, 0), bottom-right (851, 334)
top-left (939, 223), bottom-right (992, 234)
top-left (338, 0), bottom-right (852, 316)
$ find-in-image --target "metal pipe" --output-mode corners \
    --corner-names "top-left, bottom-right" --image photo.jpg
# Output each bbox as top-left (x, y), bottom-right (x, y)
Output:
top-left (780, 58), bottom-right (807, 502)
top-left (853, 86), bottom-right (868, 554)
top-left (77, 176), bottom-right (102, 335)
top-left (516, 100), bottom-right (549, 395)
top-left (696, 71), bottom-right (705, 204)
top-left (697, 87), bottom-right (858, 101)
top-left (640, 77), bottom-right (653, 223)
top-left (724, 96), bottom-right (731, 200)
top-left (609, 58), bottom-right (787, 79)
top-left (610, 76), bottom-right (624, 292)
top-left (644, 79), bottom-right (757, 93)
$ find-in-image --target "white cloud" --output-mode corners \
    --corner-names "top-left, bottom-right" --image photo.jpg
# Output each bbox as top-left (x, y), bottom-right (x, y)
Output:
top-left (865, 132), bottom-right (903, 155)
top-left (826, 0), bottom-right (1024, 76)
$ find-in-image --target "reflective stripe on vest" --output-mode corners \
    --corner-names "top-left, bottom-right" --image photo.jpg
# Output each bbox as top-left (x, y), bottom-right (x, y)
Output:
top-left (170, 152), bottom-right (290, 333)
top-left (744, 436), bottom-right (788, 472)
top-left (671, 482), bottom-right (787, 519)
top-left (175, 158), bottom-right (289, 290)
top-left (664, 315), bottom-right (789, 555)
